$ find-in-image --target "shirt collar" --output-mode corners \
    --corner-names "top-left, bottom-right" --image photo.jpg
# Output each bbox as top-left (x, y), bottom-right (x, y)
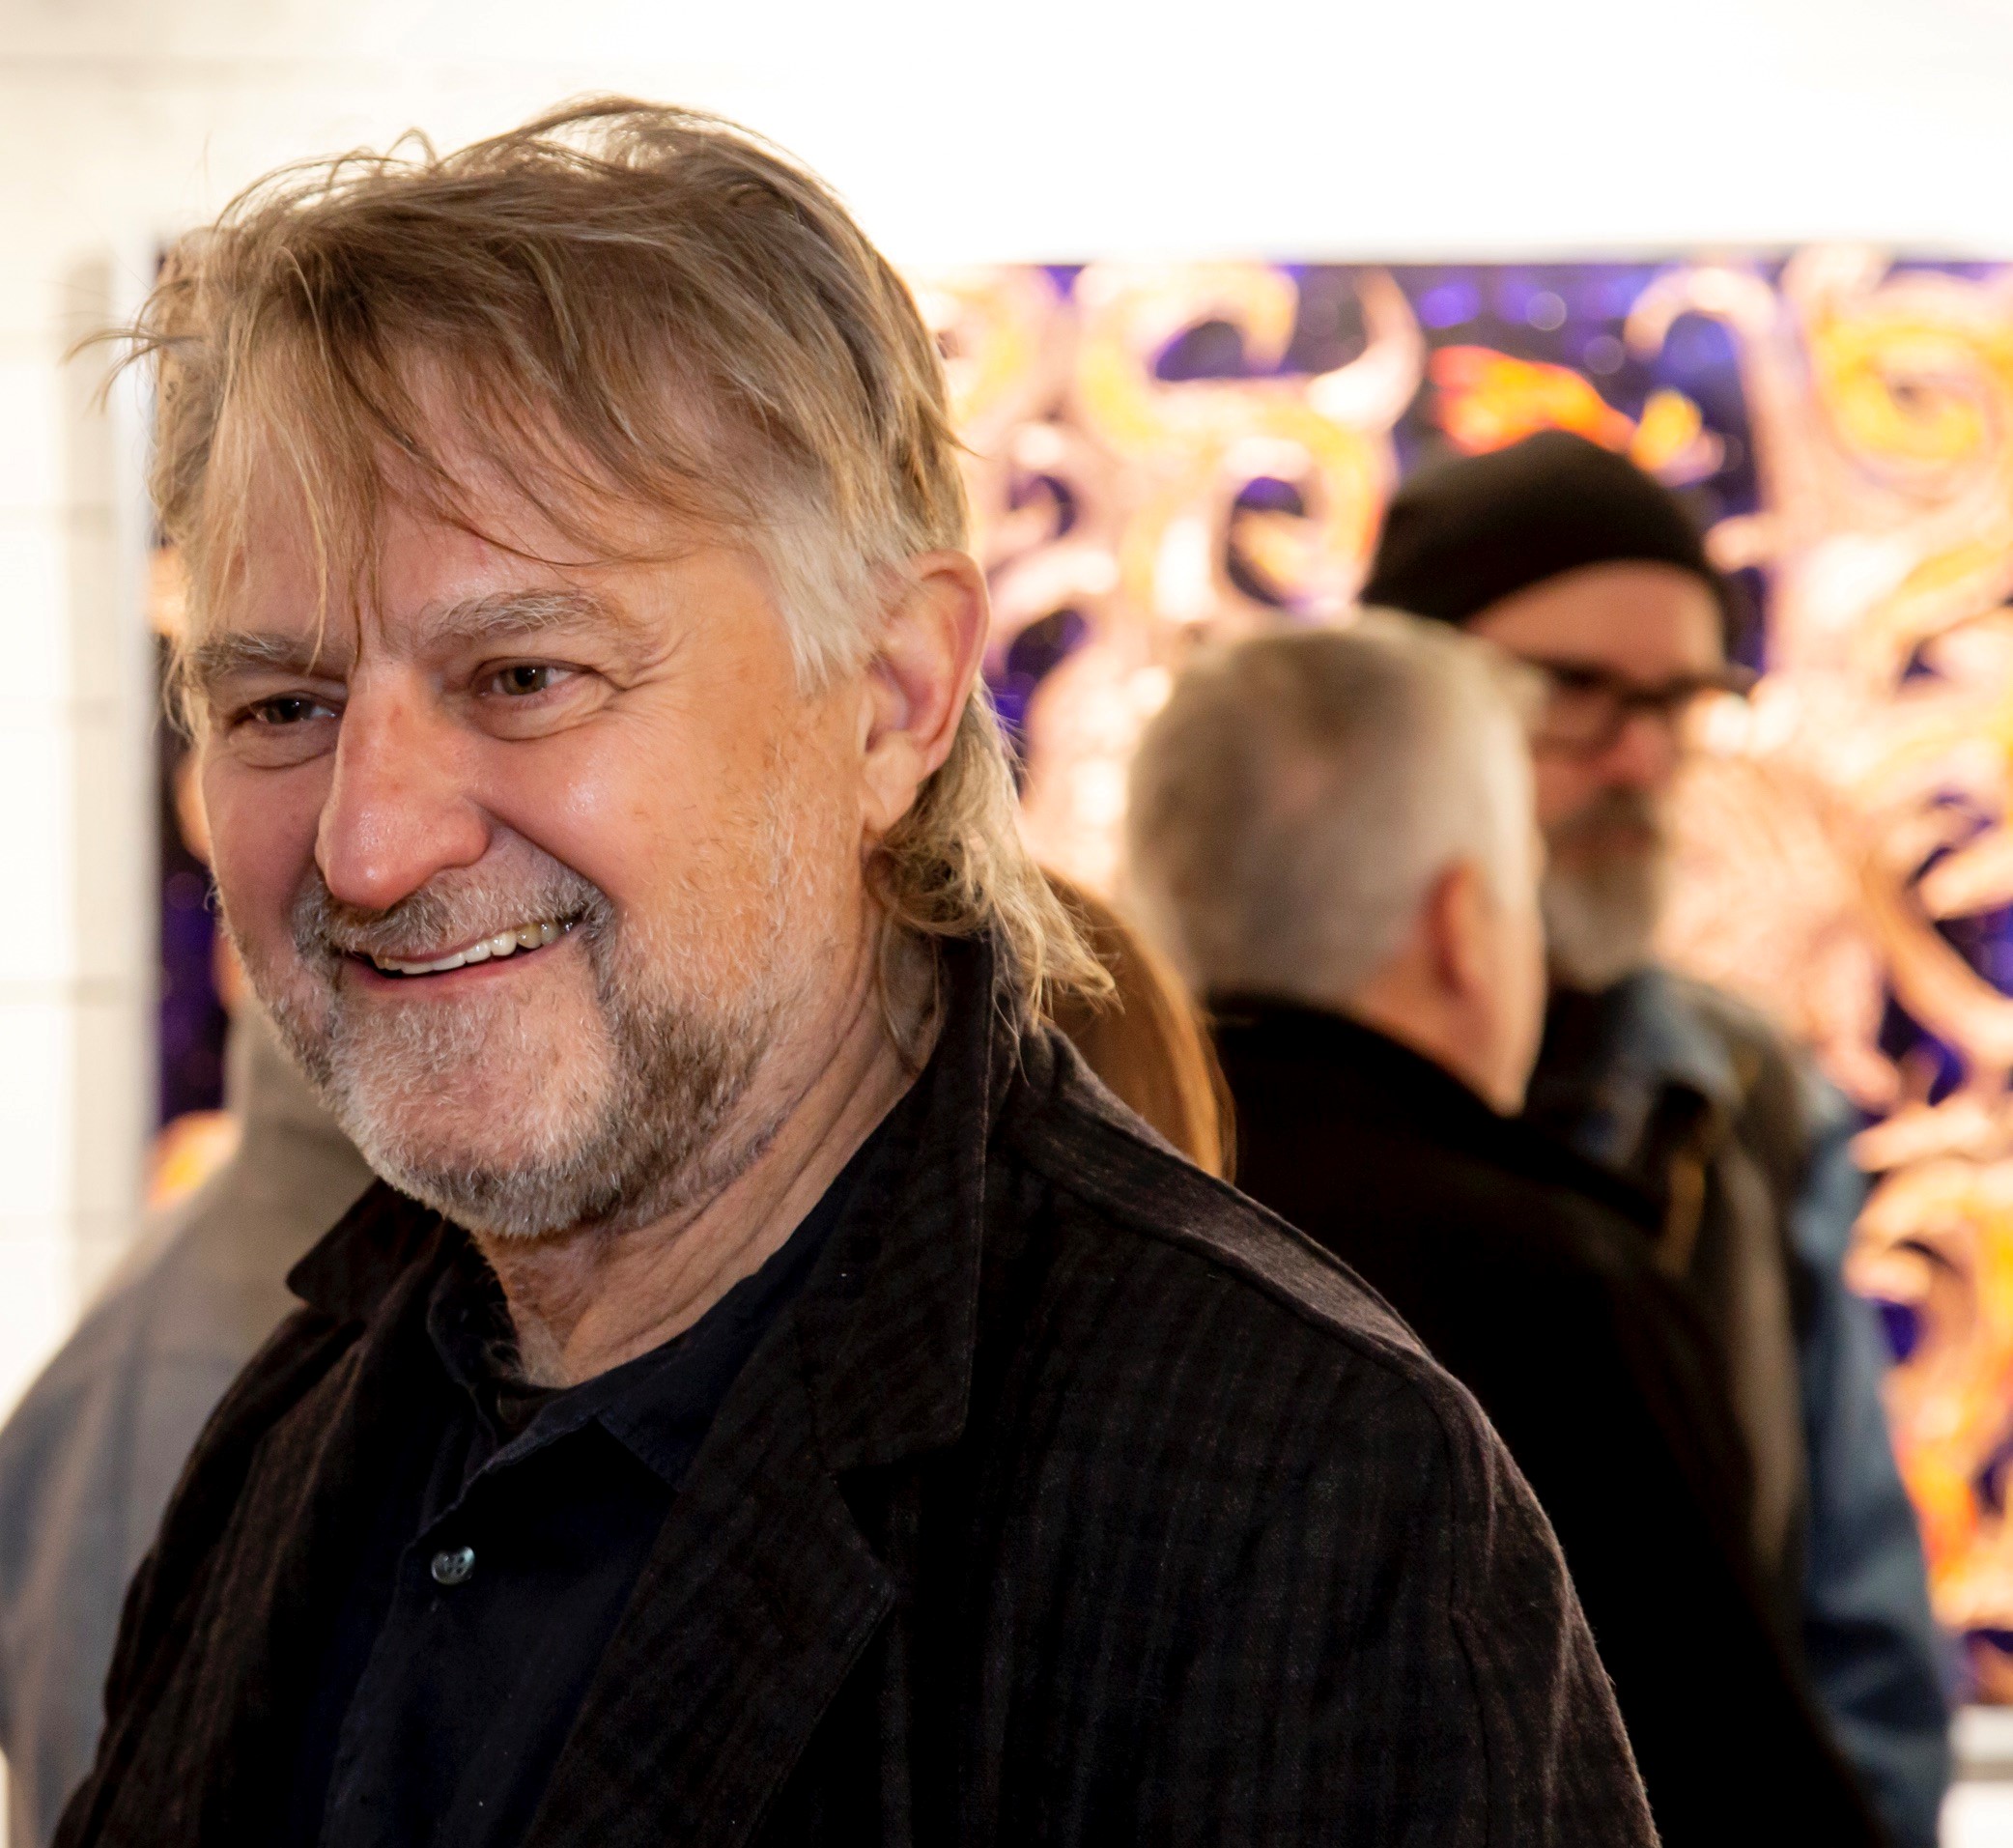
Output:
top-left (437, 1113), bottom-right (891, 1486)
top-left (1588, 966), bottom-right (1740, 1106)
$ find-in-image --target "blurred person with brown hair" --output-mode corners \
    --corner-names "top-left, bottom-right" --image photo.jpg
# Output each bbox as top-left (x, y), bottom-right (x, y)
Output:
top-left (1364, 430), bottom-right (1948, 1848)
top-left (1044, 870), bottom-right (1231, 1177)
top-left (59, 104), bottom-right (1651, 1848)
top-left (1129, 612), bottom-right (1888, 1848)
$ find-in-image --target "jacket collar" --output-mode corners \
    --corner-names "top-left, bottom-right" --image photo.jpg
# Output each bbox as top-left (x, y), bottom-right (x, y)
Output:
top-left (1212, 992), bottom-right (1661, 1233)
top-left (525, 932), bottom-right (1019, 1843)
top-left (288, 932), bottom-right (1013, 1476)
top-left (791, 931), bottom-right (1012, 1470)
top-left (1527, 964), bottom-right (1738, 1171)
top-left (1211, 990), bottom-right (1502, 1131)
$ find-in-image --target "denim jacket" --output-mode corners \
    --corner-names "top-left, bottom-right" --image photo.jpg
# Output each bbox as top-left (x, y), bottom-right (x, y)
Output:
top-left (1526, 966), bottom-right (1952, 1848)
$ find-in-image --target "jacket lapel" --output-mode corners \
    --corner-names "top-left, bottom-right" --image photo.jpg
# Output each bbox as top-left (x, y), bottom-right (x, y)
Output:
top-left (525, 1336), bottom-right (898, 1846)
top-left (71, 1193), bottom-right (459, 1845)
top-left (525, 938), bottom-right (1009, 1846)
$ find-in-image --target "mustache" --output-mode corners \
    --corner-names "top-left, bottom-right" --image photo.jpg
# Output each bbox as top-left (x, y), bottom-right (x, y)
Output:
top-left (291, 864), bottom-right (608, 964)
top-left (1547, 786), bottom-right (1666, 853)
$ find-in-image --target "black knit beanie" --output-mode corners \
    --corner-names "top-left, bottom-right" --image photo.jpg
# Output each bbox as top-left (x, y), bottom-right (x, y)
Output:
top-left (1360, 429), bottom-right (1738, 640)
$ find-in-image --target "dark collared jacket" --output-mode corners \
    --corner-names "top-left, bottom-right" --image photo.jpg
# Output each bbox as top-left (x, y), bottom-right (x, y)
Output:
top-left (1212, 998), bottom-right (1887, 1848)
top-left (62, 942), bottom-right (1651, 1847)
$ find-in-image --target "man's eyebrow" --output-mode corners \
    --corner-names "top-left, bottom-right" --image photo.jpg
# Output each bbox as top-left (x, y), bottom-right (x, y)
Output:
top-left (185, 588), bottom-right (643, 697)
top-left (184, 630), bottom-right (346, 693)
top-left (412, 587), bottom-right (641, 653)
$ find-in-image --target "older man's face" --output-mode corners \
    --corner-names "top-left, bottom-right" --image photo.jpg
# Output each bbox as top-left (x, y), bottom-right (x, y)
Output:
top-left (195, 478), bottom-right (870, 1240)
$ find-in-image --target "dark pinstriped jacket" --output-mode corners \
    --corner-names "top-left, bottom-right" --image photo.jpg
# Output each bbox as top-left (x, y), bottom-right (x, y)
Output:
top-left (60, 940), bottom-right (1653, 1847)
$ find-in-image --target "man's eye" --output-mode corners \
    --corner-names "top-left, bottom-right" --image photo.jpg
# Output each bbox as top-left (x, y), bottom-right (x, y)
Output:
top-left (494, 664), bottom-right (561, 697)
top-left (248, 695), bottom-right (331, 725)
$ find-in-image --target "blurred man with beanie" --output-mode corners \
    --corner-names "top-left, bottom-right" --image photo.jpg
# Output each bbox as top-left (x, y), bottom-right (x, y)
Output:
top-left (1363, 429), bottom-right (1950, 1848)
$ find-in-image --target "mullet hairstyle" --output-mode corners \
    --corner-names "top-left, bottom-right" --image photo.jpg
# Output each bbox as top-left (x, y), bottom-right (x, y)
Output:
top-left (121, 98), bottom-right (1104, 1015)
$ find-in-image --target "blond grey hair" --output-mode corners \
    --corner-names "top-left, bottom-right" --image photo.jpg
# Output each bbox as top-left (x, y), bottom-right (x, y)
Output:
top-left (117, 98), bottom-right (1101, 1012)
top-left (1125, 611), bottom-right (1535, 1005)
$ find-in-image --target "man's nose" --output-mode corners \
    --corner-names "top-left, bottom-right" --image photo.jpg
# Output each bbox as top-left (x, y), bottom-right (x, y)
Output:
top-left (316, 684), bottom-right (491, 912)
top-left (1593, 706), bottom-right (1682, 792)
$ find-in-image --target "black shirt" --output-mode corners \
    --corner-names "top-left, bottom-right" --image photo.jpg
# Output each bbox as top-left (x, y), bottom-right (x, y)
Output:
top-left (287, 1130), bottom-right (877, 1848)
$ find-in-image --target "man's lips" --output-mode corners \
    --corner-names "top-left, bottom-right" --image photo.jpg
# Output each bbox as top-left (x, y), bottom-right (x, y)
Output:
top-left (345, 915), bottom-right (574, 979)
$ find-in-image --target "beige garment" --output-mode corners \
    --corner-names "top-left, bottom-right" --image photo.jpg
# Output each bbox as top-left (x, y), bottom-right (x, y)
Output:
top-left (0, 1009), bottom-right (375, 1848)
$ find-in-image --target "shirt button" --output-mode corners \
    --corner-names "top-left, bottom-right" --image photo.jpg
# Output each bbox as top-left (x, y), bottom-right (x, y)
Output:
top-left (430, 1546), bottom-right (476, 1586)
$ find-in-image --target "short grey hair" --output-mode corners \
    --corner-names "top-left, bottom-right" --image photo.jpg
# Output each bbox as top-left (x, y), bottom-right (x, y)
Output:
top-left (1125, 611), bottom-right (1536, 1006)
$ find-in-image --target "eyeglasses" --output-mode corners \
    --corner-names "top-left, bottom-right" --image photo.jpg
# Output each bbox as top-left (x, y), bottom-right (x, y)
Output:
top-left (1520, 657), bottom-right (1757, 754)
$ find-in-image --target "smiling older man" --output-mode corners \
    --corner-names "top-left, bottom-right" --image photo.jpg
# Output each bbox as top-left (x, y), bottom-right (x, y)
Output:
top-left (59, 105), bottom-right (1649, 1848)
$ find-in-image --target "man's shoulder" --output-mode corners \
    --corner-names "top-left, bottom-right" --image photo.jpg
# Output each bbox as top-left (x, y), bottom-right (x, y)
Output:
top-left (1653, 968), bottom-right (1843, 1176)
top-left (974, 1050), bottom-right (1646, 1837)
top-left (996, 1045), bottom-right (1507, 1480)
top-left (15, 1137), bottom-right (364, 1435)
top-left (1659, 968), bottom-right (1796, 1072)
top-left (0, 1207), bottom-right (242, 1493)
top-left (0, 1210), bottom-right (265, 1709)
top-left (0, 1165), bottom-right (361, 1508)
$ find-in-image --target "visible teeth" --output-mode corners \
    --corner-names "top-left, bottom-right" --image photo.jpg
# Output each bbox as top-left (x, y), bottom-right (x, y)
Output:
top-left (368, 917), bottom-right (569, 977)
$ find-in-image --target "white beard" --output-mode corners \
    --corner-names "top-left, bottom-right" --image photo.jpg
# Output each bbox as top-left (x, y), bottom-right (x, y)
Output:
top-left (1541, 853), bottom-right (1665, 991)
top-left (1541, 789), bottom-right (1669, 993)
top-left (238, 831), bottom-right (809, 1242)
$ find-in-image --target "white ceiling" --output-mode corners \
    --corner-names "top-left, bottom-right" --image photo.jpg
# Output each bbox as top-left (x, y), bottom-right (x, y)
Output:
top-left (3, 0), bottom-right (2012, 266)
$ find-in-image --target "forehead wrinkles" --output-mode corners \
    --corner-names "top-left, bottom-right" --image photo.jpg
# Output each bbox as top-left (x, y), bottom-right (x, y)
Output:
top-left (173, 355), bottom-right (804, 742)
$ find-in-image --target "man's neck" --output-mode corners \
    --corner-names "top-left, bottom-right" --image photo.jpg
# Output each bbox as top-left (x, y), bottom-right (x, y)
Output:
top-left (479, 941), bottom-right (934, 1387)
top-left (1345, 973), bottom-right (1513, 1116)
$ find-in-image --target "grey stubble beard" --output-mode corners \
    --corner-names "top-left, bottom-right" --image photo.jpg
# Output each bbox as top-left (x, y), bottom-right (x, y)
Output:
top-left (238, 845), bottom-right (805, 1244)
top-left (1541, 786), bottom-right (1670, 994)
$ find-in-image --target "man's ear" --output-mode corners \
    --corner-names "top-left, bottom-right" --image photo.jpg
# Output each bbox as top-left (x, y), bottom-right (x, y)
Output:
top-left (859, 550), bottom-right (989, 839)
top-left (1422, 860), bottom-right (1493, 1005)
